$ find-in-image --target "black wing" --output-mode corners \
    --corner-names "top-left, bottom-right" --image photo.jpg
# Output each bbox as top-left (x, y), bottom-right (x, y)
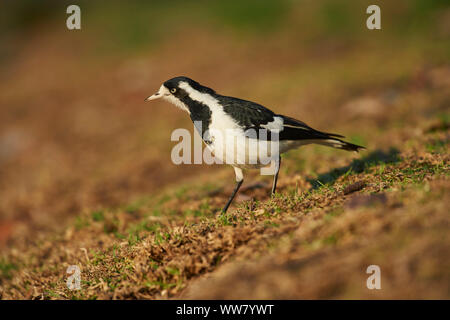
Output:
top-left (217, 95), bottom-right (276, 130)
top-left (216, 95), bottom-right (363, 151)
top-left (279, 115), bottom-right (344, 141)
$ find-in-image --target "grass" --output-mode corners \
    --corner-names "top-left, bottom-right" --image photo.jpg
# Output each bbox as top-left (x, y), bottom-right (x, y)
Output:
top-left (0, 259), bottom-right (18, 280)
top-left (304, 149), bottom-right (400, 189)
top-left (1, 139), bottom-right (449, 298)
top-left (217, 212), bottom-right (235, 226)
top-left (75, 216), bottom-right (90, 230)
top-left (91, 210), bottom-right (104, 222)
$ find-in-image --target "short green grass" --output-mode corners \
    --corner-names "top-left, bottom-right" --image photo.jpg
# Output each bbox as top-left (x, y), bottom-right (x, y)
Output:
top-left (0, 258), bottom-right (18, 280)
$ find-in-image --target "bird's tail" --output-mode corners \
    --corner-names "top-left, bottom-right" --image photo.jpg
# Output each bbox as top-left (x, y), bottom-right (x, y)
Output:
top-left (312, 138), bottom-right (365, 152)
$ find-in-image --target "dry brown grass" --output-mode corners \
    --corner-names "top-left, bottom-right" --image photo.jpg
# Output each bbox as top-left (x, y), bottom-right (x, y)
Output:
top-left (1, 112), bottom-right (448, 299)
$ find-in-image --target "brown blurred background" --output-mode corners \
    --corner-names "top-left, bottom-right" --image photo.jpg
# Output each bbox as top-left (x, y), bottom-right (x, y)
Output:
top-left (0, 0), bottom-right (449, 244)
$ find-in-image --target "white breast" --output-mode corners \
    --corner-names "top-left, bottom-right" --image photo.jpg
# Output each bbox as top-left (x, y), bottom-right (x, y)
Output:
top-left (179, 81), bottom-right (281, 167)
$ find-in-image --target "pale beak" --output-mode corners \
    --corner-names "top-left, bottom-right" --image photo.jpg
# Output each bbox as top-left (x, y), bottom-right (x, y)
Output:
top-left (144, 92), bottom-right (162, 101)
top-left (144, 85), bottom-right (169, 102)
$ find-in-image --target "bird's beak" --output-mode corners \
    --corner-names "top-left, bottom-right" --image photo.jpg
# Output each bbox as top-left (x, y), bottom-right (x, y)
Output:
top-left (145, 93), bottom-right (162, 101)
top-left (145, 85), bottom-right (168, 102)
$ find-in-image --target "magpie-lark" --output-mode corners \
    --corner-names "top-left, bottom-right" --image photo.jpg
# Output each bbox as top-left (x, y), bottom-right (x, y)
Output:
top-left (145, 76), bottom-right (364, 213)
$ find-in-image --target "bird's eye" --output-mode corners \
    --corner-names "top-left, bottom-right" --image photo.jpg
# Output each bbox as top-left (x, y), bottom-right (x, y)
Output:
top-left (170, 88), bottom-right (177, 93)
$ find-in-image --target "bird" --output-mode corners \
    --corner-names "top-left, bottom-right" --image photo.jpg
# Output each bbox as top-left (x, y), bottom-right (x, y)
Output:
top-left (145, 76), bottom-right (364, 213)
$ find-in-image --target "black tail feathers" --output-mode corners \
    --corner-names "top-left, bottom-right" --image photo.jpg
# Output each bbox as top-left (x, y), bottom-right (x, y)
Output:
top-left (338, 140), bottom-right (365, 152)
top-left (322, 138), bottom-right (365, 152)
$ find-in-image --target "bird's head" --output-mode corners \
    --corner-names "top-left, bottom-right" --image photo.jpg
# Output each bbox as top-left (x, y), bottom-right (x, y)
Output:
top-left (145, 76), bottom-right (215, 113)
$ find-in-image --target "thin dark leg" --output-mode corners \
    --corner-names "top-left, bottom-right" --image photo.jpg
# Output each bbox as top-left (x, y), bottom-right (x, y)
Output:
top-left (222, 180), bottom-right (243, 213)
top-left (271, 156), bottom-right (281, 195)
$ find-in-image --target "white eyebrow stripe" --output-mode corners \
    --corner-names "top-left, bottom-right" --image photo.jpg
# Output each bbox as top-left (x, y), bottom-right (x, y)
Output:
top-left (178, 81), bottom-right (241, 132)
top-left (178, 81), bottom-right (218, 106)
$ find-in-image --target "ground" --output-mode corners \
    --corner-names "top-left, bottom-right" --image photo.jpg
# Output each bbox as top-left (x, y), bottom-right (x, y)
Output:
top-left (0, 1), bottom-right (449, 299)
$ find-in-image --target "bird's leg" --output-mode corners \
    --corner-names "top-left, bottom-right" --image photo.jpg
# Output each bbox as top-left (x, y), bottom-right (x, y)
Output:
top-left (271, 156), bottom-right (281, 195)
top-left (222, 167), bottom-right (244, 213)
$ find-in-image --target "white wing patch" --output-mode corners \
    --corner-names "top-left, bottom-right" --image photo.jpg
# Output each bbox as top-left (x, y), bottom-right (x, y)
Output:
top-left (261, 116), bottom-right (284, 131)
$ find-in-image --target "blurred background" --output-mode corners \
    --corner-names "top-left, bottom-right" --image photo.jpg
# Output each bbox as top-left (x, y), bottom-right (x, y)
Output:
top-left (0, 0), bottom-right (449, 244)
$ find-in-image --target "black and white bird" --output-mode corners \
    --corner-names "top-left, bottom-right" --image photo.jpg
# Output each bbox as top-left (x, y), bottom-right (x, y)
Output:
top-left (145, 76), bottom-right (364, 213)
